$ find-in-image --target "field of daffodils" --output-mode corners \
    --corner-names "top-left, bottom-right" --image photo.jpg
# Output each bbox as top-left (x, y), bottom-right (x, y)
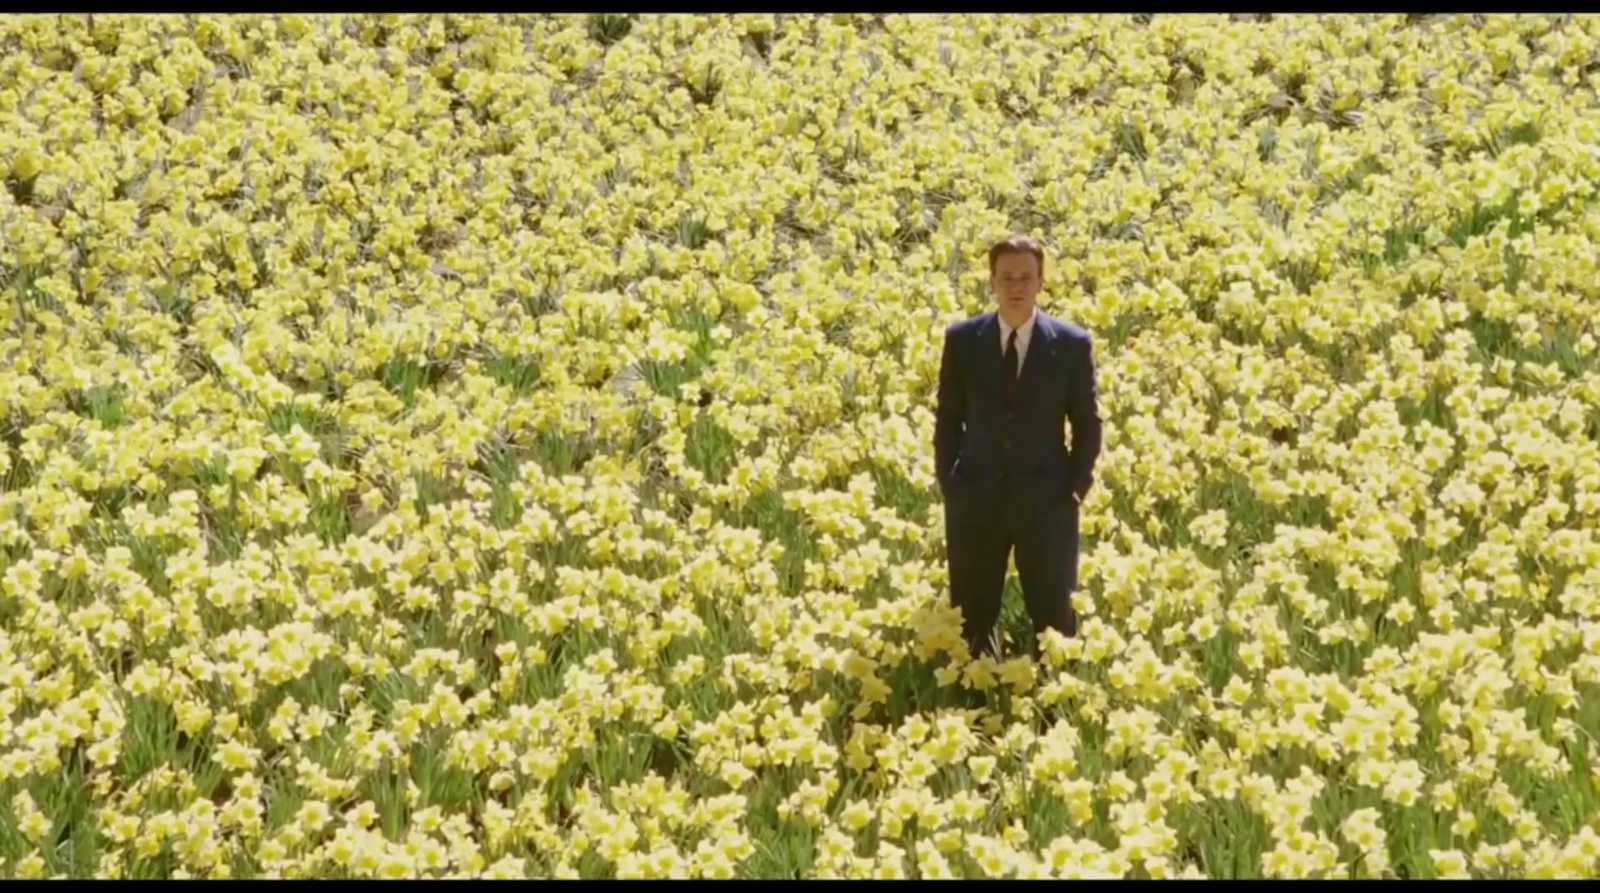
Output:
top-left (5, 12), bottom-right (1600, 879)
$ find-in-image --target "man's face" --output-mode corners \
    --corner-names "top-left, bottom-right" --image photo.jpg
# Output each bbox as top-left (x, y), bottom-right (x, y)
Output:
top-left (991, 251), bottom-right (1042, 316)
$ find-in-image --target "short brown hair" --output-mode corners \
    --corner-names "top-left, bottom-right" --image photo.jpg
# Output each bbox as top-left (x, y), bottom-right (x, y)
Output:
top-left (988, 235), bottom-right (1045, 278)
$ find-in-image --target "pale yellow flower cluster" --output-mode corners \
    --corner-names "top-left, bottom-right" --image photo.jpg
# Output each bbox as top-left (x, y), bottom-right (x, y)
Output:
top-left (2, 10), bottom-right (1600, 880)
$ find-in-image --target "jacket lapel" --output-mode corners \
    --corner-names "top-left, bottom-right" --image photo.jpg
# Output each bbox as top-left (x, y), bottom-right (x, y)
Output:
top-left (974, 311), bottom-right (1002, 399)
top-left (1017, 312), bottom-right (1057, 405)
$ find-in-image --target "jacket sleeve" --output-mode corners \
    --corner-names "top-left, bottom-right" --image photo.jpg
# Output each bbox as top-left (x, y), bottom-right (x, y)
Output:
top-left (1066, 331), bottom-right (1102, 499)
top-left (934, 323), bottom-right (964, 496)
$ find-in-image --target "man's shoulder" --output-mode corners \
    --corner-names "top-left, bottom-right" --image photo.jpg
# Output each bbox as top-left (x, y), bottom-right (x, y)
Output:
top-left (944, 311), bottom-right (993, 339)
top-left (1042, 312), bottom-right (1093, 347)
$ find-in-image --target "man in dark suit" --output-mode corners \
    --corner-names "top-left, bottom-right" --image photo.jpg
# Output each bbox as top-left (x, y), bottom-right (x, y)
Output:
top-left (934, 235), bottom-right (1102, 664)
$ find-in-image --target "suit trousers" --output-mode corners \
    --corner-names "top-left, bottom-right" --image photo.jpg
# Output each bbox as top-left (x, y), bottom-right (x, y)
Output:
top-left (944, 476), bottom-right (1080, 661)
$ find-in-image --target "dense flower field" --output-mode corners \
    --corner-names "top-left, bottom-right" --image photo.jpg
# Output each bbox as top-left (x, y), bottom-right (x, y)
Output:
top-left (4, 12), bottom-right (1600, 879)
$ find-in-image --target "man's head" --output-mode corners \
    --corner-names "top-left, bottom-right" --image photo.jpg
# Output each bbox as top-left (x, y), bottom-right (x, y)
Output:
top-left (988, 235), bottom-right (1044, 323)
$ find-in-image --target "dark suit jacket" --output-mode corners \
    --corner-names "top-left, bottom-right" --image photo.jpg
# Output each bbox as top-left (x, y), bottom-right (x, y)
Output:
top-left (935, 309), bottom-right (1102, 509)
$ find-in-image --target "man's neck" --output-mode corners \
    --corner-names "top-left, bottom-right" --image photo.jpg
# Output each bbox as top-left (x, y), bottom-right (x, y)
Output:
top-left (999, 306), bottom-right (1034, 329)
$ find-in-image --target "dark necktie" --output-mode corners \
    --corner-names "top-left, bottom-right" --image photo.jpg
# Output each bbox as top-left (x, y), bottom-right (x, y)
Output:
top-left (1004, 328), bottom-right (1019, 403)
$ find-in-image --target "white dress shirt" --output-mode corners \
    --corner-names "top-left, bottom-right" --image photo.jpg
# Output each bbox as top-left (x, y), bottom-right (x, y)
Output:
top-left (998, 306), bottom-right (1037, 371)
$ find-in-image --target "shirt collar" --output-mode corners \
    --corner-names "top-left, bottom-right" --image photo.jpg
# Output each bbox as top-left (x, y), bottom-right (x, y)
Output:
top-left (999, 306), bottom-right (1037, 336)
